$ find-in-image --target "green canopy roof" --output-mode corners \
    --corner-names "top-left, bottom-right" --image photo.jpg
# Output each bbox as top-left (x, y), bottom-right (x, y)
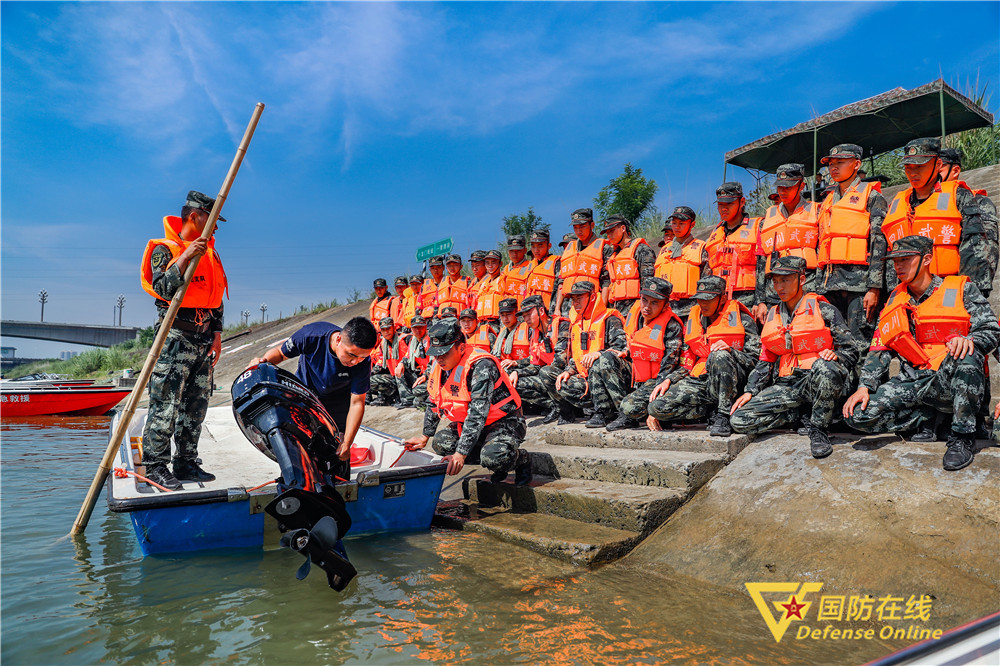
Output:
top-left (725, 79), bottom-right (994, 175)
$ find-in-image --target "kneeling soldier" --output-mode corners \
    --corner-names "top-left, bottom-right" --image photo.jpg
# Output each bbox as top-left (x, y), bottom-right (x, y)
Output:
top-left (613, 277), bottom-right (686, 431)
top-left (507, 295), bottom-right (570, 423)
top-left (403, 319), bottom-right (532, 485)
top-left (731, 256), bottom-right (859, 458)
top-left (842, 235), bottom-right (1000, 470)
top-left (368, 316), bottom-right (409, 406)
top-left (647, 276), bottom-right (760, 436)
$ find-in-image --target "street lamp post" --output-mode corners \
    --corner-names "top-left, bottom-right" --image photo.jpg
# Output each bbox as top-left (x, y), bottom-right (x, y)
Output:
top-left (39, 290), bottom-right (48, 322)
top-left (241, 309), bottom-right (251, 326)
top-left (260, 303), bottom-right (268, 323)
top-left (116, 294), bottom-right (126, 326)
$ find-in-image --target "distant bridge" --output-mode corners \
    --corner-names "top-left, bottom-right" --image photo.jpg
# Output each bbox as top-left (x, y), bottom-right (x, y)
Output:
top-left (0, 321), bottom-right (142, 347)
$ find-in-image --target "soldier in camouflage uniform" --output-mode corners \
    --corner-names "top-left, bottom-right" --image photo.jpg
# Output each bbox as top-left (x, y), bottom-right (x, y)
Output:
top-left (507, 295), bottom-right (571, 423)
top-left (553, 209), bottom-right (616, 318)
top-left (554, 233), bottom-right (576, 318)
top-left (610, 277), bottom-right (686, 430)
top-left (843, 236), bottom-right (1000, 471)
top-left (140, 191), bottom-right (226, 490)
top-left (551, 281), bottom-right (630, 427)
top-left (816, 144), bottom-right (889, 349)
top-left (404, 319), bottom-right (533, 485)
top-left (940, 147), bottom-right (998, 295)
top-left (602, 213), bottom-right (657, 315)
top-left (368, 316), bottom-right (409, 407)
top-left (646, 276), bottom-right (761, 436)
top-left (491, 298), bottom-right (523, 359)
top-left (731, 256), bottom-right (859, 458)
top-left (401, 315), bottom-right (430, 408)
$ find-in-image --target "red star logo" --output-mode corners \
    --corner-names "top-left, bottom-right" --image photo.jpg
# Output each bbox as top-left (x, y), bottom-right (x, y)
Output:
top-left (781, 596), bottom-right (807, 620)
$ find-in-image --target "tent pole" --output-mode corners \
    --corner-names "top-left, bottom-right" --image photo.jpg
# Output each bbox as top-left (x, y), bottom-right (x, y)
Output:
top-left (723, 162), bottom-right (727, 183)
top-left (812, 128), bottom-right (818, 201)
top-left (939, 89), bottom-right (946, 143)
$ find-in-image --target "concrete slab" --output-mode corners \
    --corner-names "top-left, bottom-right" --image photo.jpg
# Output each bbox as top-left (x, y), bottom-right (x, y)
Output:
top-left (527, 443), bottom-right (725, 491)
top-left (534, 422), bottom-right (750, 459)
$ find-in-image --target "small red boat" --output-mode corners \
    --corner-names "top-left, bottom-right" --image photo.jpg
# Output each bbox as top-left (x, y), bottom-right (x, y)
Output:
top-left (1, 385), bottom-right (131, 417)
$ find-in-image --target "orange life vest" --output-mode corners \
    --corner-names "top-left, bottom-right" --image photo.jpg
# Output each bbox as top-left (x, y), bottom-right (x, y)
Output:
top-left (759, 293), bottom-right (833, 377)
top-left (402, 287), bottom-right (420, 327)
top-left (405, 334), bottom-right (430, 374)
top-left (493, 323), bottom-right (531, 361)
top-left (560, 238), bottom-right (605, 295)
top-left (379, 334), bottom-right (409, 377)
top-left (468, 322), bottom-right (494, 352)
top-left (623, 300), bottom-right (643, 338)
top-left (705, 218), bottom-right (760, 294)
top-left (628, 307), bottom-right (683, 383)
top-left (876, 276), bottom-right (971, 371)
top-left (370, 296), bottom-right (392, 324)
top-left (503, 259), bottom-right (534, 303)
top-left (140, 216), bottom-right (228, 308)
top-left (389, 295), bottom-right (407, 328)
top-left (759, 201), bottom-right (819, 271)
top-left (654, 238), bottom-right (705, 299)
top-left (882, 180), bottom-right (966, 277)
top-left (818, 181), bottom-right (879, 266)
top-left (609, 238), bottom-right (649, 302)
top-left (437, 275), bottom-right (472, 313)
top-left (682, 300), bottom-right (749, 377)
top-left (475, 274), bottom-right (504, 319)
top-left (526, 254), bottom-right (559, 302)
top-left (528, 318), bottom-right (561, 366)
top-left (420, 279), bottom-right (440, 313)
top-left (426, 348), bottom-right (521, 431)
top-left (570, 298), bottom-right (624, 377)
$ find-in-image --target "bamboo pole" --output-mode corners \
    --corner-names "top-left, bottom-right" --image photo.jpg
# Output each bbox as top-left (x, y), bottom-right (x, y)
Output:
top-left (71, 102), bottom-right (265, 535)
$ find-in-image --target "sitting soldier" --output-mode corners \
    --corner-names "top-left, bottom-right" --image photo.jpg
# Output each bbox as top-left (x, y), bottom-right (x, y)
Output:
top-left (368, 316), bottom-right (409, 407)
top-left (507, 294), bottom-right (571, 424)
top-left (730, 256), bottom-right (859, 458)
top-left (491, 298), bottom-right (531, 362)
top-left (646, 276), bottom-right (760, 436)
top-left (461, 308), bottom-right (496, 352)
top-left (843, 235), bottom-right (1000, 471)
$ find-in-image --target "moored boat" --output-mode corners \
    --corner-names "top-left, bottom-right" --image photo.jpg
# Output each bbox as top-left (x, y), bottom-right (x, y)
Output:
top-left (1, 384), bottom-right (131, 417)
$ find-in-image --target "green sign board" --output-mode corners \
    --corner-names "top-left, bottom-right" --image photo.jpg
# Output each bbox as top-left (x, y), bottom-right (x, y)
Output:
top-left (415, 237), bottom-right (453, 262)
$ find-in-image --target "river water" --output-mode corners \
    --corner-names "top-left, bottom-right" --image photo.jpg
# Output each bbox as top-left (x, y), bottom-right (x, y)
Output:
top-left (1, 417), bottom-right (906, 665)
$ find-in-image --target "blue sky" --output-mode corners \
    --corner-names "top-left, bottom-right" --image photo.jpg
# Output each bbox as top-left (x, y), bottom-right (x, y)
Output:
top-left (2, 1), bottom-right (998, 357)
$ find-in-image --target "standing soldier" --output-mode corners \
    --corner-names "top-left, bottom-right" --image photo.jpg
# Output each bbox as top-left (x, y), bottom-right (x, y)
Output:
top-left (403, 274), bottom-right (424, 328)
top-left (368, 317), bottom-right (410, 407)
top-left (508, 295), bottom-right (571, 424)
top-left (469, 249), bottom-right (488, 287)
top-left (525, 230), bottom-right (561, 315)
top-left (502, 235), bottom-right (534, 304)
top-left (552, 281), bottom-right (629, 427)
top-left (730, 256), bottom-right (858, 458)
top-left (403, 319), bottom-right (533, 486)
top-left (460, 308), bottom-right (496, 352)
top-left (389, 276), bottom-right (409, 329)
top-left (474, 249), bottom-right (506, 327)
top-left (492, 298), bottom-right (531, 362)
top-left (555, 208), bottom-right (613, 316)
top-left (437, 254), bottom-right (472, 314)
top-left (369, 278), bottom-right (392, 324)
top-left (611, 278), bottom-right (685, 431)
top-left (139, 191), bottom-right (227, 490)
top-left (939, 147), bottom-right (998, 294)
top-left (705, 182), bottom-right (760, 309)
top-left (604, 213), bottom-right (656, 315)
top-left (647, 276), bottom-right (760, 436)
top-left (654, 206), bottom-right (710, 318)
top-left (816, 143), bottom-right (889, 345)
top-left (420, 256), bottom-right (446, 318)
top-left (881, 138), bottom-right (990, 295)
top-left (754, 164), bottom-right (820, 322)
top-left (843, 236), bottom-right (1000, 470)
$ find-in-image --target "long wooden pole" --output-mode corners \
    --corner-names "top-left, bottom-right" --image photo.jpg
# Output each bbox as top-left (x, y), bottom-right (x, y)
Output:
top-left (71, 102), bottom-right (265, 535)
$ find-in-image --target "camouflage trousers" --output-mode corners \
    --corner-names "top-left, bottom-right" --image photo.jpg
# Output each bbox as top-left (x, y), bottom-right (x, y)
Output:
top-left (431, 413), bottom-right (526, 472)
top-left (368, 371), bottom-right (400, 404)
top-left (554, 351), bottom-right (632, 417)
top-left (646, 350), bottom-right (749, 423)
top-left (514, 370), bottom-right (554, 410)
top-left (142, 330), bottom-right (213, 467)
top-left (619, 378), bottom-right (660, 421)
top-left (821, 289), bottom-right (875, 359)
top-left (845, 352), bottom-right (986, 435)
top-left (731, 359), bottom-right (849, 435)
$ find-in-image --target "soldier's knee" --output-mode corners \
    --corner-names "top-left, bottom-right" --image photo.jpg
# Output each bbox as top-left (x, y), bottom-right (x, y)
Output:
top-left (431, 430), bottom-right (459, 456)
top-left (620, 392), bottom-right (647, 419)
top-left (812, 359), bottom-right (846, 381)
top-left (729, 406), bottom-right (757, 433)
top-left (480, 437), bottom-right (518, 472)
top-left (706, 350), bottom-right (736, 373)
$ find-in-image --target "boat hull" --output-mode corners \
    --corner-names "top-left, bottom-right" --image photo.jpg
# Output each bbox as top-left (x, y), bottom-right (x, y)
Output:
top-left (1, 388), bottom-right (131, 417)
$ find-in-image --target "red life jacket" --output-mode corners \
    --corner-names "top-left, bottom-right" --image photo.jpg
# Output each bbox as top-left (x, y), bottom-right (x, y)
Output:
top-left (876, 276), bottom-right (971, 371)
top-left (682, 300), bottom-right (749, 377)
top-left (140, 216), bottom-right (228, 308)
top-left (759, 293), bottom-right (833, 377)
top-left (628, 307), bottom-right (683, 383)
top-left (426, 348), bottom-right (521, 432)
top-left (560, 238), bottom-right (605, 295)
top-left (818, 181), bottom-right (879, 266)
top-left (379, 334), bottom-right (409, 378)
top-left (528, 318), bottom-right (561, 366)
top-left (609, 238), bottom-right (649, 302)
top-left (405, 334), bottom-right (430, 374)
top-left (882, 180), bottom-right (966, 277)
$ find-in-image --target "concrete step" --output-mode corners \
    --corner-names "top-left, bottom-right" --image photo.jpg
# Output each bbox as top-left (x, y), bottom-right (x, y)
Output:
top-left (434, 500), bottom-right (640, 566)
top-left (533, 422), bottom-right (749, 459)
top-left (527, 443), bottom-right (724, 492)
top-left (468, 476), bottom-right (685, 535)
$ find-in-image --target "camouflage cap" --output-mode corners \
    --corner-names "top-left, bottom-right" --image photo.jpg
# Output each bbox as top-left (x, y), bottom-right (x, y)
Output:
top-left (518, 294), bottom-right (545, 313)
top-left (571, 208), bottom-right (594, 223)
top-left (774, 164), bottom-right (805, 187)
top-left (530, 229), bottom-right (550, 243)
top-left (715, 182), bottom-right (744, 203)
top-left (638, 276), bottom-right (673, 300)
top-left (440, 306), bottom-right (459, 318)
top-left (428, 255), bottom-right (445, 267)
top-left (485, 249), bottom-right (502, 260)
top-left (378, 316), bottom-right (395, 329)
top-left (559, 233), bottom-right (577, 248)
top-left (766, 255), bottom-right (807, 276)
top-left (820, 143), bottom-right (863, 164)
top-left (901, 137), bottom-right (941, 165)
top-left (445, 253), bottom-right (462, 265)
top-left (507, 235), bottom-right (526, 249)
top-left (394, 276), bottom-right (408, 286)
top-left (940, 147), bottom-right (963, 166)
top-left (668, 206), bottom-right (696, 222)
top-left (600, 213), bottom-right (630, 232)
top-left (498, 297), bottom-right (518, 314)
top-left (569, 281), bottom-right (596, 295)
top-left (470, 250), bottom-right (487, 262)
top-left (885, 235), bottom-right (934, 259)
top-left (409, 274), bottom-right (424, 283)
top-left (410, 315), bottom-right (427, 326)
top-left (373, 277), bottom-right (388, 288)
top-left (459, 308), bottom-right (478, 320)
top-left (185, 190), bottom-right (226, 222)
top-left (426, 318), bottom-right (464, 356)
top-left (693, 275), bottom-right (728, 300)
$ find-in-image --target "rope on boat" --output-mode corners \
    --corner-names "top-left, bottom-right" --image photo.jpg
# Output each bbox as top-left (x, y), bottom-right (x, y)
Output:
top-left (113, 467), bottom-right (175, 493)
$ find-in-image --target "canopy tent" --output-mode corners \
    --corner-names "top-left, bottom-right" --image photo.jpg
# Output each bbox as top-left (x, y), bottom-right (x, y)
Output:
top-left (724, 79), bottom-right (994, 185)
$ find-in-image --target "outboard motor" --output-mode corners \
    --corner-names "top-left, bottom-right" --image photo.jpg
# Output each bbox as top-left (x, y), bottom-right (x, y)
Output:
top-left (232, 363), bottom-right (356, 591)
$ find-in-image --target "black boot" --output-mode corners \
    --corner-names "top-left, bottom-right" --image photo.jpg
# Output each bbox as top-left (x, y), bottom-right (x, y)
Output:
top-left (540, 406), bottom-right (560, 425)
top-left (585, 411), bottom-right (608, 428)
top-left (395, 400), bottom-right (413, 410)
top-left (808, 426), bottom-right (833, 459)
top-left (557, 403), bottom-right (576, 426)
top-left (606, 414), bottom-right (638, 431)
top-left (513, 449), bottom-right (533, 487)
top-left (173, 459), bottom-right (216, 482)
top-left (709, 411), bottom-right (733, 438)
top-left (145, 464), bottom-right (182, 491)
top-left (942, 434), bottom-right (975, 471)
